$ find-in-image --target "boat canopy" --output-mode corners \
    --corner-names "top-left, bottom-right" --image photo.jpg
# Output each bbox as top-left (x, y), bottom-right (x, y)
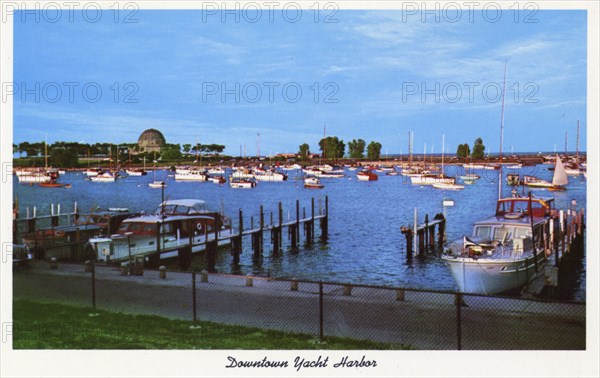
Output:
top-left (156, 199), bottom-right (209, 215)
top-left (495, 197), bottom-right (554, 218)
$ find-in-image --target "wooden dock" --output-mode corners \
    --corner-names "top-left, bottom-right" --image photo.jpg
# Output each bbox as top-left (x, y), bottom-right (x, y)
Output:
top-left (13, 197), bottom-right (330, 272)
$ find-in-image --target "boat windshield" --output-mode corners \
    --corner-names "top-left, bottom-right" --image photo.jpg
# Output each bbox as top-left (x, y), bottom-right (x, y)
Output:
top-left (474, 226), bottom-right (491, 238)
top-left (118, 222), bottom-right (157, 235)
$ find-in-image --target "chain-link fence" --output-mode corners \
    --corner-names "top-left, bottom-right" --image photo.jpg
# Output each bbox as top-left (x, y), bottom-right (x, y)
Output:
top-left (13, 261), bottom-right (585, 350)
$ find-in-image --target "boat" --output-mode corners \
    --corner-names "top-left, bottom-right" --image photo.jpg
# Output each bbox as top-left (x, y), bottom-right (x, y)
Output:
top-left (253, 168), bottom-right (288, 182)
top-left (16, 169), bottom-right (57, 183)
top-left (39, 181), bottom-right (64, 188)
top-left (231, 168), bottom-right (255, 179)
top-left (304, 177), bottom-right (324, 189)
top-left (314, 170), bottom-right (345, 178)
top-left (410, 174), bottom-right (455, 185)
top-left (357, 170), bottom-right (378, 181)
top-left (175, 168), bottom-right (208, 181)
top-left (89, 199), bottom-right (234, 263)
top-left (208, 176), bottom-right (227, 184)
top-left (229, 177), bottom-right (257, 188)
top-left (432, 182), bottom-right (464, 190)
top-left (462, 163), bottom-right (485, 170)
top-left (506, 164), bottom-right (522, 169)
top-left (23, 209), bottom-right (140, 261)
top-left (432, 134), bottom-right (462, 190)
top-left (126, 168), bottom-right (147, 176)
top-left (441, 196), bottom-right (553, 295)
top-left (89, 171), bottom-right (117, 182)
top-left (84, 168), bottom-right (101, 177)
top-left (524, 155), bottom-right (568, 190)
top-left (148, 164), bottom-right (166, 188)
top-left (460, 173), bottom-right (480, 184)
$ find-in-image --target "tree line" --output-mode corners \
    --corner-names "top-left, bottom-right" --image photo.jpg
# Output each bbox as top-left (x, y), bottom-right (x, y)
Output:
top-left (298, 137), bottom-right (383, 160)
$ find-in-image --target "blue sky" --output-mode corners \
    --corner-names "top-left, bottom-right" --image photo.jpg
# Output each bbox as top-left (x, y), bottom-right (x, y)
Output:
top-left (13, 9), bottom-right (587, 155)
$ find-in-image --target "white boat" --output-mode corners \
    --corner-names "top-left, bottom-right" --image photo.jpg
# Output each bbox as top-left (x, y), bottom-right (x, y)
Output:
top-left (126, 168), bottom-right (147, 176)
top-left (208, 176), bottom-right (226, 184)
top-left (175, 169), bottom-right (208, 182)
top-left (432, 182), bottom-right (465, 190)
top-left (89, 172), bottom-right (117, 182)
top-left (460, 173), bottom-right (480, 184)
top-left (506, 164), bottom-right (522, 169)
top-left (207, 167), bottom-right (226, 175)
top-left (357, 170), bottom-right (378, 181)
top-left (410, 174), bottom-right (455, 185)
top-left (442, 196), bottom-right (553, 295)
top-left (16, 169), bottom-right (56, 183)
top-left (148, 181), bottom-right (166, 189)
top-left (229, 177), bottom-right (257, 188)
top-left (231, 168), bottom-right (255, 179)
top-left (89, 199), bottom-right (234, 263)
top-left (84, 168), bottom-right (101, 177)
top-left (313, 170), bottom-right (345, 178)
top-left (462, 163), bottom-right (485, 170)
top-left (253, 168), bottom-right (288, 182)
top-left (304, 177), bottom-right (324, 189)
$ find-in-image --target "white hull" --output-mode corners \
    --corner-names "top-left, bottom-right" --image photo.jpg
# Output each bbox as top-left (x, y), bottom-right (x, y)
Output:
top-left (432, 183), bottom-right (464, 190)
top-left (410, 175), bottom-right (455, 185)
top-left (443, 253), bottom-right (542, 295)
top-left (92, 229), bottom-right (236, 263)
top-left (17, 174), bottom-right (52, 183)
top-left (175, 172), bottom-right (208, 181)
top-left (89, 174), bottom-right (116, 182)
top-left (148, 181), bottom-right (166, 188)
top-left (253, 172), bottom-right (287, 181)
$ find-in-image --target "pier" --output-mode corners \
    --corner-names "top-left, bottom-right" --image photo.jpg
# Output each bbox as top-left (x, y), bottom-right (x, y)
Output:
top-left (400, 211), bottom-right (446, 260)
top-left (13, 197), bottom-right (330, 273)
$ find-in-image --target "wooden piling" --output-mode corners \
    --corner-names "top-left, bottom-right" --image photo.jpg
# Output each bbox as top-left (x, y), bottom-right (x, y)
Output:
top-left (400, 227), bottom-right (413, 261)
top-left (320, 196), bottom-right (329, 241)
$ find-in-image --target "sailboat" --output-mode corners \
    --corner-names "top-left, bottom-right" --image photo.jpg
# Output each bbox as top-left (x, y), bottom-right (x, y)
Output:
top-left (148, 162), bottom-right (166, 188)
top-left (524, 155), bottom-right (568, 190)
top-left (433, 134), bottom-right (464, 190)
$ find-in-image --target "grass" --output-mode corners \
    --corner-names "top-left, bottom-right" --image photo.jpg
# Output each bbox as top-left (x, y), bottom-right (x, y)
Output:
top-left (13, 300), bottom-right (411, 349)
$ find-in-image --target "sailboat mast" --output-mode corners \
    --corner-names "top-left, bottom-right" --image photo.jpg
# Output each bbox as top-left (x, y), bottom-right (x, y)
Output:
top-left (576, 120), bottom-right (580, 162)
top-left (498, 61), bottom-right (507, 200)
top-left (441, 134), bottom-right (445, 174)
top-left (44, 135), bottom-right (48, 169)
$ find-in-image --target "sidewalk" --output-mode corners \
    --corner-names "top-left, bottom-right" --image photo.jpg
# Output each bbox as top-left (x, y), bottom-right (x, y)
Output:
top-left (13, 261), bottom-right (586, 350)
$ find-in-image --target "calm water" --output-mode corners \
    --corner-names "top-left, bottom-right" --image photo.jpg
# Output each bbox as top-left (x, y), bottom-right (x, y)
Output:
top-left (13, 164), bottom-right (587, 300)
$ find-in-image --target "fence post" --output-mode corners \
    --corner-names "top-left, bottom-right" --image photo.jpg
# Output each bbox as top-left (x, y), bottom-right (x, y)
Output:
top-left (91, 262), bottom-right (96, 311)
top-left (455, 292), bottom-right (462, 350)
top-left (319, 281), bottom-right (324, 343)
top-left (192, 271), bottom-right (197, 323)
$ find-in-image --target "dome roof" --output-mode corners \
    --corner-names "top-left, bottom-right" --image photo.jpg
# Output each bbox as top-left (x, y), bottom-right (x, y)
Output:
top-left (138, 129), bottom-right (166, 146)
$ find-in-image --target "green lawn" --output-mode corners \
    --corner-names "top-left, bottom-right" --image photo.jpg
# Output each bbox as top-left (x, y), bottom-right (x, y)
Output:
top-left (13, 300), bottom-right (411, 349)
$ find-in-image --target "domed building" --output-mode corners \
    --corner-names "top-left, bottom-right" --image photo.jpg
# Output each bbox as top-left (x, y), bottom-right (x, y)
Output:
top-left (137, 129), bottom-right (166, 153)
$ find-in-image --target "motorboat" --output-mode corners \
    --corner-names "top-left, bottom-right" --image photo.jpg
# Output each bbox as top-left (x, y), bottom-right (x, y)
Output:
top-left (442, 196), bottom-right (554, 295)
top-left (410, 174), bottom-right (455, 185)
top-left (304, 177), bottom-right (324, 189)
top-left (89, 199), bottom-right (234, 263)
top-left (126, 168), bottom-right (147, 176)
top-left (357, 170), bottom-right (378, 181)
top-left (208, 176), bottom-right (227, 184)
top-left (175, 168), bottom-right (208, 181)
top-left (253, 168), bottom-right (288, 182)
top-left (15, 169), bottom-right (57, 184)
top-left (229, 177), bottom-right (257, 188)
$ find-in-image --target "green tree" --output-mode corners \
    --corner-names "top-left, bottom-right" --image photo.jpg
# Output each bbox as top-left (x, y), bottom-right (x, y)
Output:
top-left (366, 141), bottom-right (382, 160)
top-left (348, 139), bottom-right (366, 159)
top-left (456, 143), bottom-right (471, 159)
top-left (318, 136), bottom-right (345, 160)
top-left (298, 143), bottom-right (310, 159)
top-left (471, 138), bottom-right (485, 159)
top-left (160, 146), bottom-right (182, 161)
top-left (50, 148), bottom-right (79, 167)
top-left (182, 144), bottom-right (192, 154)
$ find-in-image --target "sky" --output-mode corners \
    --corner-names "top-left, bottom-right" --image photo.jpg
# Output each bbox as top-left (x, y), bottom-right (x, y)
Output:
top-left (12, 8), bottom-right (587, 156)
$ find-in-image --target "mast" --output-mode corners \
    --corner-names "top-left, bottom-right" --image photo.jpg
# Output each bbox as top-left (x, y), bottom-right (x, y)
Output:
top-left (44, 135), bottom-right (48, 169)
top-left (564, 132), bottom-right (568, 155)
top-left (441, 134), bottom-right (445, 176)
top-left (498, 61), bottom-right (507, 200)
top-left (576, 120), bottom-right (580, 162)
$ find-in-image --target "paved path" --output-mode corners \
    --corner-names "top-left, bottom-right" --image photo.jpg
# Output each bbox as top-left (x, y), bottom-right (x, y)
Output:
top-left (13, 261), bottom-right (585, 350)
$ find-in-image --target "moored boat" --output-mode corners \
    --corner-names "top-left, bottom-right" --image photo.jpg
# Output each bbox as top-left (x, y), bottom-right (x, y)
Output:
top-left (304, 177), bottom-right (324, 189)
top-left (229, 177), bottom-right (257, 188)
top-left (442, 196), bottom-right (553, 295)
top-left (357, 170), bottom-right (378, 181)
top-left (432, 182), bottom-right (464, 190)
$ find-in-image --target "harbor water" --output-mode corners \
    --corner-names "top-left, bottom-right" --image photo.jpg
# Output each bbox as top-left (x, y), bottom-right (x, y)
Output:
top-left (13, 164), bottom-right (587, 300)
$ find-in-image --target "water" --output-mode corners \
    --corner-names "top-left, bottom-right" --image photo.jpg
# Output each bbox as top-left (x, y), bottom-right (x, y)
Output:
top-left (13, 164), bottom-right (587, 300)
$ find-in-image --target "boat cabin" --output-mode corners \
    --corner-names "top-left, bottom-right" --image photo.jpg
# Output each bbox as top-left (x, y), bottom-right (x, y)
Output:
top-left (495, 197), bottom-right (554, 219)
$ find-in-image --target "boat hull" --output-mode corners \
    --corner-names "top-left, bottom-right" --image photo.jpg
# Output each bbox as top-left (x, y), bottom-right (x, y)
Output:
top-left (442, 252), bottom-right (542, 295)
